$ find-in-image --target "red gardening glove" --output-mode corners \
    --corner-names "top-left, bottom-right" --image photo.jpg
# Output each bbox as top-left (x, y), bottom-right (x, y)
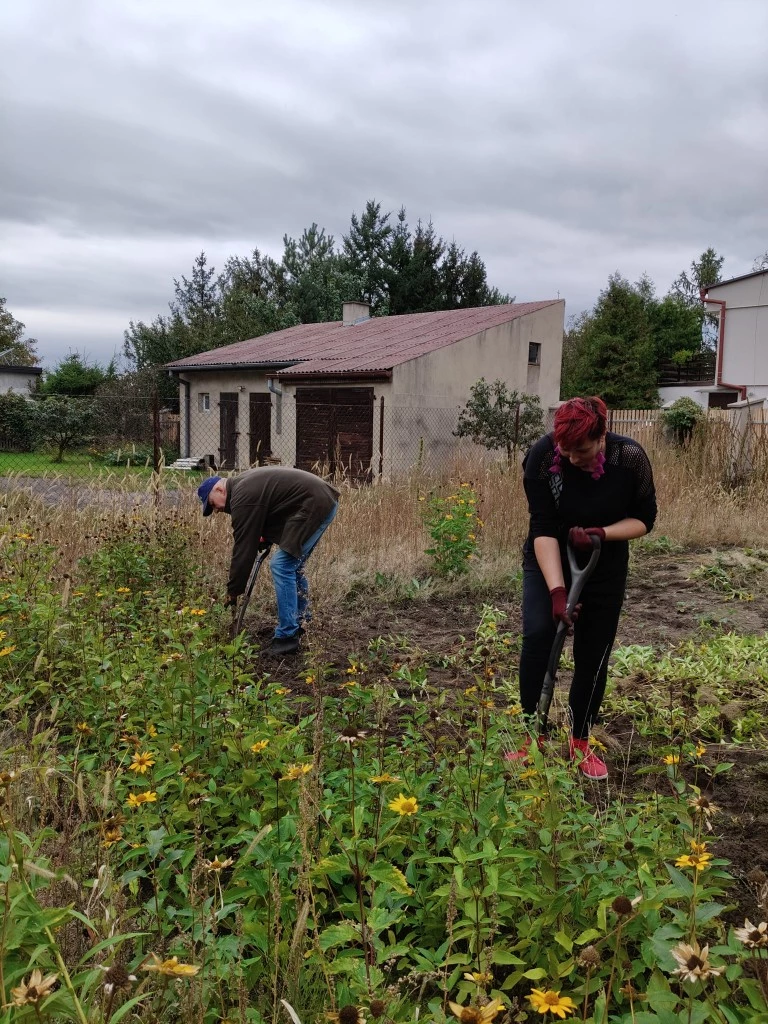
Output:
top-left (568, 526), bottom-right (606, 552)
top-left (550, 586), bottom-right (580, 628)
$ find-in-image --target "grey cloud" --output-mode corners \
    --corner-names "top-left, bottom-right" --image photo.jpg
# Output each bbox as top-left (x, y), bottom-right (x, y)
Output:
top-left (2, 0), bottom-right (768, 362)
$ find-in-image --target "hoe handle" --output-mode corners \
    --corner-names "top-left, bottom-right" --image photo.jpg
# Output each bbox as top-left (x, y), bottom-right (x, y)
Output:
top-left (233, 547), bottom-right (271, 637)
top-left (536, 536), bottom-right (602, 732)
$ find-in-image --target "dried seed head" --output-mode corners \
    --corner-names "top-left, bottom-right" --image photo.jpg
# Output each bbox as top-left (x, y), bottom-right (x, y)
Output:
top-left (577, 945), bottom-right (601, 968)
top-left (747, 868), bottom-right (768, 885)
top-left (338, 1005), bottom-right (364, 1024)
top-left (624, 839), bottom-right (635, 851)
top-left (369, 999), bottom-right (386, 1019)
top-left (612, 895), bottom-right (633, 916)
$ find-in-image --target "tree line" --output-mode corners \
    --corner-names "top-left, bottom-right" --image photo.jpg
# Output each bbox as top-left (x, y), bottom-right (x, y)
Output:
top-left (122, 201), bottom-right (511, 388)
top-left (562, 248), bottom-right (725, 407)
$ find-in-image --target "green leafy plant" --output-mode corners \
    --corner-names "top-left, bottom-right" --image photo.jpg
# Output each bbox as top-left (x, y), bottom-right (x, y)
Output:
top-left (662, 396), bottom-right (706, 446)
top-left (422, 483), bottom-right (482, 576)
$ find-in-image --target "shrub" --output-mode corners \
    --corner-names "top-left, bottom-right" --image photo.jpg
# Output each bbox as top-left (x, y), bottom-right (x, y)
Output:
top-left (455, 379), bottom-right (545, 466)
top-left (0, 390), bottom-right (38, 451)
top-left (662, 396), bottom-right (705, 446)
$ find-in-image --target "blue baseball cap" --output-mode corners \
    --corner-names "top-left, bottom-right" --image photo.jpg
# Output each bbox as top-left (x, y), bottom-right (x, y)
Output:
top-left (197, 475), bottom-right (222, 516)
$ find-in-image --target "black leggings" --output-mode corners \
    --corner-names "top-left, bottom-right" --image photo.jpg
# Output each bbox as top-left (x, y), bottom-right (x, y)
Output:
top-left (519, 564), bottom-right (626, 739)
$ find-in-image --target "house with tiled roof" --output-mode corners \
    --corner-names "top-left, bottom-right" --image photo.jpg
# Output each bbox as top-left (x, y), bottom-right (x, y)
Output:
top-left (166, 299), bottom-right (564, 478)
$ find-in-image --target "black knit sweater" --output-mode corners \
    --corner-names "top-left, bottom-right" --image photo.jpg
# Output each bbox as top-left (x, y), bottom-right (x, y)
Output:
top-left (522, 431), bottom-right (657, 578)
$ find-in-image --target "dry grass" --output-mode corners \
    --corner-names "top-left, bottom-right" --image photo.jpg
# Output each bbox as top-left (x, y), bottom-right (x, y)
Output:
top-left (2, 425), bottom-right (768, 615)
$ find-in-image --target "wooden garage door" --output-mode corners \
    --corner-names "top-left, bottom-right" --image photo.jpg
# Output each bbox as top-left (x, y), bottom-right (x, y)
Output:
top-left (249, 393), bottom-right (272, 465)
top-left (295, 388), bottom-right (374, 481)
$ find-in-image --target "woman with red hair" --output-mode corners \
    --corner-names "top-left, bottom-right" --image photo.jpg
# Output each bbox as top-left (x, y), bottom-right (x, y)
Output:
top-left (510, 396), bottom-right (657, 778)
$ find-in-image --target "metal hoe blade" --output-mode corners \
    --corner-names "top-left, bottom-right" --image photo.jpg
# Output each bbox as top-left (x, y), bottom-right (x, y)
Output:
top-left (536, 536), bottom-right (602, 734)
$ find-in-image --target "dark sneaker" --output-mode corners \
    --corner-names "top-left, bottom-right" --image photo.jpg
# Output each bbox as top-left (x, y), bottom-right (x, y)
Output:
top-left (266, 635), bottom-right (300, 657)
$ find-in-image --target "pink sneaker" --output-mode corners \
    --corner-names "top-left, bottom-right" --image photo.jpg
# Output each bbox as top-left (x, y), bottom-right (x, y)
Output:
top-left (569, 737), bottom-right (608, 779)
top-left (505, 735), bottom-right (546, 762)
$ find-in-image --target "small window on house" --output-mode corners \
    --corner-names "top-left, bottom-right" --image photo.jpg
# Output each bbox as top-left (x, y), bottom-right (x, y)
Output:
top-left (528, 342), bottom-right (541, 365)
top-left (198, 393), bottom-right (211, 412)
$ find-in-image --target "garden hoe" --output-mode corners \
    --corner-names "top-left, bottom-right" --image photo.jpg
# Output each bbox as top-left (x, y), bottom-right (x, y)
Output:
top-left (232, 546), bottom-right (271, 638)
top-left (536, 535), bottom-right (602, 735)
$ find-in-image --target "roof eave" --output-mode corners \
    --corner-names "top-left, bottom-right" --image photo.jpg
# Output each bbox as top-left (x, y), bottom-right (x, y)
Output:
top-left (274, 369), bottom-right (393, 383)
top-left (166, 360), bottom-right (300, 373)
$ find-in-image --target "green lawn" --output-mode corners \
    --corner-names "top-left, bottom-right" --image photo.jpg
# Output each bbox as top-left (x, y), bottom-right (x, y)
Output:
top-left (0, 450), bottom-right (204, 486)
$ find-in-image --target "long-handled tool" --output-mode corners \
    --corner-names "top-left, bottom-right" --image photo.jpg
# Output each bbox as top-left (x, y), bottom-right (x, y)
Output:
top-left (232, 546), bottom-right (271, 637)
top-left (536, 536), bottom-right (601, 734)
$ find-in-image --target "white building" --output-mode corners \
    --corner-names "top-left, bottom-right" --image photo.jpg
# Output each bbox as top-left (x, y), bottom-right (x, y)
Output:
top-left (659, 269), bottom-right (768, 409)
top-left (0, 365), bottom-right (42, 395)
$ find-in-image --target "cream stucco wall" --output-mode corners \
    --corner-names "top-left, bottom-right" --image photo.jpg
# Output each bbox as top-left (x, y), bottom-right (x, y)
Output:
top-left (180, 371), bottom-right (276, 471)
top-left (387, 302), bottom-right (564, 471)
top-left (707, 273), bottom-right (768, 392)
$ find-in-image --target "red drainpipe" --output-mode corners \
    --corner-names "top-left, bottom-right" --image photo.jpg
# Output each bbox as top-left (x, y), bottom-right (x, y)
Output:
top-left (699, 288), bottom-right (747, 400)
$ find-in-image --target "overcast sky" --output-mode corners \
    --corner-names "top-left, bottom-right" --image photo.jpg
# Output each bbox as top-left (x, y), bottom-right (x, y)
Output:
top-left (2, 0), bottom-right (767, 366)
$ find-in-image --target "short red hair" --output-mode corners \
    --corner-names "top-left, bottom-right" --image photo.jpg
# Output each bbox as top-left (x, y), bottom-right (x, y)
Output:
top-left (553, 397), bottom-right (608, 448)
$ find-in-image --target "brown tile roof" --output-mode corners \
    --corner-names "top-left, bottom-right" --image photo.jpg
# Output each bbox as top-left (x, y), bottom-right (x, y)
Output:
top-left (166, 302), bottom-right (561, 376)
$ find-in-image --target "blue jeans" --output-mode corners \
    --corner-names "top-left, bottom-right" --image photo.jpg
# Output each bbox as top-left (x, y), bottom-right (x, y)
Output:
top-left (270, 504), bottom-right (338, 638)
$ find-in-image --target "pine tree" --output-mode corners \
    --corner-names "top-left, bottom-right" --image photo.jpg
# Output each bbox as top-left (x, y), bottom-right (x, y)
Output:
top-left (342, 200), bottom-right (392, 313)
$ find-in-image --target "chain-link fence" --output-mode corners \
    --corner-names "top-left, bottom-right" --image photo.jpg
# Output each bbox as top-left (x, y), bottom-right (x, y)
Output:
top-left (1, 389), bottom-right (767, 491)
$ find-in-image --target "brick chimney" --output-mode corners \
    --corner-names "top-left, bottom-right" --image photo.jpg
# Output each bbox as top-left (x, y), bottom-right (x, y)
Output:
top-left (342, 300), bottom-right (371, 326)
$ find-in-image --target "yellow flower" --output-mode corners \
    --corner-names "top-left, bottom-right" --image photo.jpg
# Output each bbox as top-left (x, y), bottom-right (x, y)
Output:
top-left (75, 722), bottom-right (92, 735)
top-left (10, 969), bottom-right (58, 1006)
top-left (448, 998), bottom-right (505, 1023)
top-left (102, 828), bottom-right (123, 848)
top-left (468, 533), bottom-right (476, 540)
top-left (147, 723), bottom-right (158, 738)
top-left (143, 955), bottom-right (200, 977)
top-left (342, 680), bottom-right (358, 688)
top-left (305, 674), bottom-right (316, 685)
top-left (204, 855), bottom-right (234, 872)
top-left (463, 971), bottom-right (493, 985)
top-left (445, 514), bottom-right (454, 521)
top-left (689, 839), bottom-right (709, 855)
top-left (14, 533), bottom-right (33, 541)
top-left (281, 762), bottom-right (312, 781)
top-left (662, 753), bottom-right (679, 766)
top-left (527, 988), bottom-right (577, 1018)
top-left (127, 791), bottom-right (157, 808)
top-left (95, 591), bottom-right (103, 597)
top-left (274, 687), bottom-right (291, 696)
top-left (116, 587), bottom-right (131, 594)
top-left (347, 665), bottom-right (358, 674)
top-left (129, 751), bottom-right (156, 774)
top-left (675, 852), bottom-right (713, 871)
top-left (0, 645), bottom-right (16, 657)
top-left (519, 769), bottom-right (539, 781)
top-left (189, 608), bottom-right (207, 616)
top-left (688, 793), bottom-right (720, 818)
top-left (170, 742), bottom-right (182, 752)
top-left (694, 742), bottom-right (706, 757)
top-left (250, 740), bottom-right (270, 754)
top-left (388, 793), bottom-right (419, 816)
top-left (502, 704), bottom-right (522, 716)
top-left (0, 631), bottom-right (6, 641)
top-left (464, 686), bottom-right (478, 695)
top-left (370, 773), bottom-right (402, 784)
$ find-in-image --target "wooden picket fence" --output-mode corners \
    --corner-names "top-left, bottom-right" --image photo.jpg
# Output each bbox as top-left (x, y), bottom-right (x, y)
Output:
top-left (599, 407), bottom-right (767, 445)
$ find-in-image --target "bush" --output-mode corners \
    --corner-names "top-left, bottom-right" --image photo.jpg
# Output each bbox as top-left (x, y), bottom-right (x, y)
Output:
top-left (0, 391), bottom-right (38, 452)
top-left (662, 396), bottom-right (705, 446)
top-left (422, 482), bottom-right (482, 576)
